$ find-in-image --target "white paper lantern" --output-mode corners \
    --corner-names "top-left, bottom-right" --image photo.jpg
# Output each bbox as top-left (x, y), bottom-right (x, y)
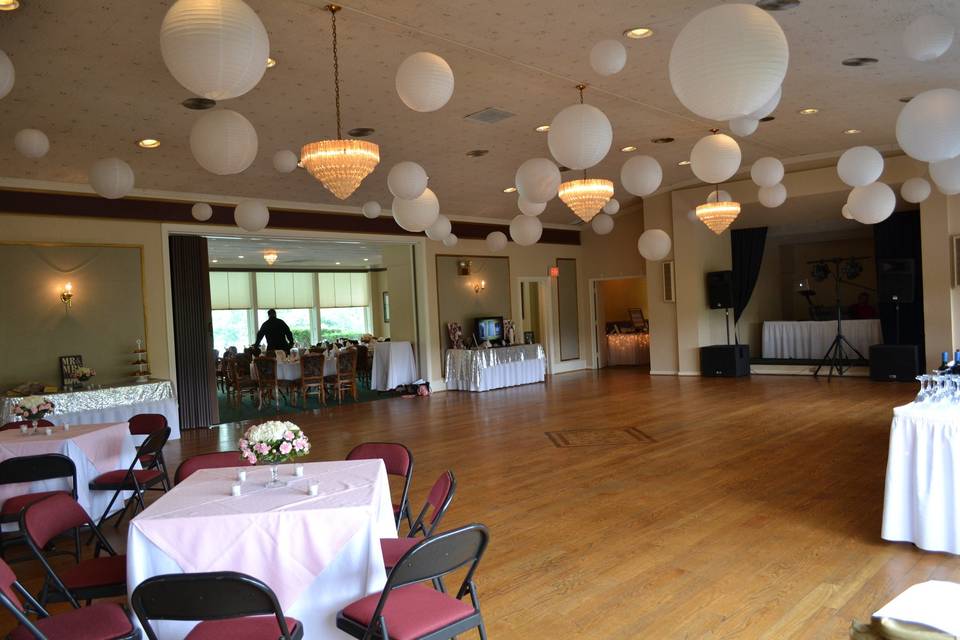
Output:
top-left (547, 103), bottom-right (612, 170)
top-left (901, 177), bottom-right (932, 204)
top-left (518, 197), bottom-right (546, 217)
top-left (637, 229), bottom-right (672, 261)
top-left (0, 50), bottom-right (14, 100)
top-left (387, 161), bottom-right (428, 200)
top-left (234, 199), bottom-right (269, 231)
top-left (160, 0), bottom-right (269, 100)
top-left (395, 52), bottom-right (454, 113)
top-left (841, 204), bottom-right (854, 220)
top-left (836, 146), bottom-right (884, 187)
top-left (620, 155), bottom-right (662, 196)
top-left (690, 133), bottom-right (741, 184)
top-left (425, 214), bottom-right (452, 241)
top-left (896, 88), bottom-right (960, 162)
top-left (758, 183), bottom-right (787, 208)
top-left (750, 157), bottom-right (784, 188)
top-left (515, 158), bottom-right (561, 203)
top-left (361, 201), bottom-right (381, 219)
top-left (706, 189), bottom-right (732, 203)
top-left (749, 86), bottom-right (781, 119)
top-left (848, 182), bottom-right (895, 225)
top-left (191, 202), bottom-right (213, 221)
top-left (190, 109), bottom-right (258, 175)
top-left (392, 188), bottom-right (440, 232)
top-left (88, 158), bottom-right (135, 199)
top-left (591, 213), bottom-right (614, 235)
top-left (13, 129), bottom-right (49, 159)
top-left (486, 231), bottom-right (508, 252)
top-left (272, 150), bottom-right (298, 173)
top-left (509, 215), bottom-right (543, 246)
top-left (590, 40), bottom-right (627, 76)
top-left (442, 233), bottom-right (459, 247)
top-left (669, 4), bottom-right (788, 121)
top-left (729, 117), bottom-right (759, 137)
top-left (930, 157), bottom-right (960, 194)
top-left (603, 198), bottom-right (620, 215)
top-left (903, 15), bottom-right (955, 62)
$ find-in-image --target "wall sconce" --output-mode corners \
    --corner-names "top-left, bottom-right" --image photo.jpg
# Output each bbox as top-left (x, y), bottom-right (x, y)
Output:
top-left (60, 282), bottom-right (74, 309)
top-left (549, 266), bottom-right (559, 278)
top-left (473, 279), bottom-right (486, 294)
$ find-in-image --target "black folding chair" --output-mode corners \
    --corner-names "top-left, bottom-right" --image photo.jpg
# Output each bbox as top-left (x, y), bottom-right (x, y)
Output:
top-left (131, 571), bottom-right (303, 640)
top-left (88, 427), bottom-right (170, 529)
top-left (0, 454), bottom-right (78, 561)
top-left (337, 524), bottom-right (490, 640)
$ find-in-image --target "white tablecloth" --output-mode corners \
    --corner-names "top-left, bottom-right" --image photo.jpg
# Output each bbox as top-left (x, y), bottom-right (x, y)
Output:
top-left (445, 344), bottom-right (546, 392)
top-left (761, 319), bottom-right (882, 359)
top-left (606, 334), bottom-right (650, 366)
top-left (371, 342), bottom-right (417, 391)
top-left (250, 357), bottom-right (337, 382)
top-left (882, 402), bottom-right (960, 554)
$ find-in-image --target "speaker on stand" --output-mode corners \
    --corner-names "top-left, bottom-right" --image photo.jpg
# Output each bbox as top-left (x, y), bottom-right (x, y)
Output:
top-left (700, 271), bottom-right (750, 377)
top-left (870, 258), bottom-right (920, 381)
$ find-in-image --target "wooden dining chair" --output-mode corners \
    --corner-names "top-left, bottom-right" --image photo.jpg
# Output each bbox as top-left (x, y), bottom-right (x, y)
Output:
top-left (229, 356), bottom-right (258, 408)
top-left (253, 356), bottom-right (280, 411)
top-left (325, 348), bottom-right (358, 403)
top-left (300, 352), bottom-right (326, 407)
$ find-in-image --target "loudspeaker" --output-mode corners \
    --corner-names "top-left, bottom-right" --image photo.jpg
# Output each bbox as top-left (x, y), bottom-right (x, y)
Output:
top-left (877, 258), bottom-right (915, 304)
top-left (706, 270), bottom-right (734, 309)
top-left (700, 345), bottom-right (750, 377)
top-left (869, 344), bottom-right (920, 381)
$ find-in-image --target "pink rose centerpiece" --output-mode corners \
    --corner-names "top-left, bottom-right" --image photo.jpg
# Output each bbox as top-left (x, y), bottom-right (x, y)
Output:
top-left (12, 396), bottom-right (54, 426)
top-left (239, 420), bottom-right (310, 488)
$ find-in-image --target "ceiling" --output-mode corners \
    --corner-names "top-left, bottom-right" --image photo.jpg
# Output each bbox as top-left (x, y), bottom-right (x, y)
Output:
top-left (0, 0), bottom-right (957, 225)
top-left (206, 236), bottom-right (387, 268)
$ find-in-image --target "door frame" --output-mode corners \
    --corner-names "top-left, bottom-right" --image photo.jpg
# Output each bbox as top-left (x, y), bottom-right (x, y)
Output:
top-left (514, 275), bottom-right (557, 374)
top-left (589, 275), bottom-right (647, 370)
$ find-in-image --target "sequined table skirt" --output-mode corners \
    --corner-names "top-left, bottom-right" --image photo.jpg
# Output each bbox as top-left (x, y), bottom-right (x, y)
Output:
top-left (445, 344), bottom-right (546, 392)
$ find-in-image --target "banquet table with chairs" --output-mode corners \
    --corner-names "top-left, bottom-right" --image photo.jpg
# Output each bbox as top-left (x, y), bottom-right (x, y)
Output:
top-left (250, 354), bottom-right (337, 381)
top-left (127, 459), bottom-right (396, 639)
top-left (761, 319), bottom-right (882, 360)
top-left (371, 341), bottom-right (417, 391)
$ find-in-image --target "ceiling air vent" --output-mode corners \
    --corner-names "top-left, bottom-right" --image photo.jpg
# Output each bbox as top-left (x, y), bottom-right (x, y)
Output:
top-left (464, 107), bottom-right (515, 124)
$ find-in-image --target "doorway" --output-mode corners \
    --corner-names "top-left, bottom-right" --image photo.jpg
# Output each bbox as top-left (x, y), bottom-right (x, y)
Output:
top-left (590, 276), bottom-right (650, 370)
top-left (516, 276), bottom-right (554, 372)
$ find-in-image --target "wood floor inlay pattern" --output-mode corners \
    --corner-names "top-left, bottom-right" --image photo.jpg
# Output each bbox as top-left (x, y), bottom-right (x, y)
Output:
top-left (546, 426), bottom-right (655, 447)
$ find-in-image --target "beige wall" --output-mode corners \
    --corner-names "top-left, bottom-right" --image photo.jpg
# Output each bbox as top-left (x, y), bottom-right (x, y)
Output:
top-left (580, 202), bottom-right (646, 279)
top-left (435, 256), bottom-right (510, 349)
top-left (381, 245), bottom-right (416, 345)
top-left (369, 270), bottom-right (390, 338)
top-left (642, 192), bottom-right (679, 374)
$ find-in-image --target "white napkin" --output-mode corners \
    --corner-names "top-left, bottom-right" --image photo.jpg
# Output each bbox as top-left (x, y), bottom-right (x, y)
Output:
top-left (873, 580), bottom-right (960, 635)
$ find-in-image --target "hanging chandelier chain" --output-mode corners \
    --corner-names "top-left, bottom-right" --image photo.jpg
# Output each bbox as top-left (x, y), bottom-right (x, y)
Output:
top-left (576, 83), bottom-right (586, 104)
top-left (328, 4), bottom-right (343, 139)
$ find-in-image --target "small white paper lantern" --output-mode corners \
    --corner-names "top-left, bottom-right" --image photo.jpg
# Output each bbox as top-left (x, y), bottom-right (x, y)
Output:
top-left (515, 158), bottom-right (561, 203)
top-left (841, 204), bottom-right (854, 220)
top-left (837, 146), bottom-right (884, 187)
top-left (486, 231), bottom-right (508, 252)
top-left (88, 158), bottom-right (135, 199)
top-left (591, 213), bottom-right (614, 235)
top-left (509, 214), bottom-right (543, 246)
top-left (442, 233), bottom-right (459, 247)
top-left (669, 4), bottom-right (788, 121)
top-left (272, 150), bottom-right (298, 173)
top-left (14, 129), bottom-right (49, 159)
top-left (395, 52), bottom-right (454, 113)
top-left (686, 209), bottom-right (698, 223)
top-left (691, 133), bottom-right (741, 184)
top-left (706, 189), bottom-right (732, 203)
top-left (160, 0), bottom-right (269, 100)
top-left (547, 103), bottom-right (613, 170)
top-left (425, 214), bottom-right (452, 241)
top-left (758, 183), bottom-right (787, 208)
top-left (729, 117), bottom-right (759, 137)
top-left (901, 177), bottom-right (932, 204)
top-left (848, 182), bottom-right (895, 225)
top-left (896, 88), bottom-right (960, 162)
top-left (234, 199), bottom-right (269, 231)
top-left (637, 229), bottom-right (672, 261)
top-left (603, 198), bottom-right (620, 215)
top-left (190, 109), bottom-right (258, 175)
top-left (749, 86), bottom-right (781, 119)
top-left (361, 201), bottom-right (381, 219)
top-left (750, 157), bottom-right (784, 188)
top-left (590, 40), bottom-right (627, 76)
top-left (392, 187), bottom-right (440, 232)
top-left (620, 155), bottom-right (662, 196)
top-left (191, 202), bottom-right (213, 221)
top-left (0, 50), bottom-right (13, 100)
top-left (518, 197), bottom-right (546, 217)
top-left (903, 15), bottom-right (955, 62)
top-left (930, 157), bottom-right (960, 194)
top-left (387, 161), bottom-right (429, 200)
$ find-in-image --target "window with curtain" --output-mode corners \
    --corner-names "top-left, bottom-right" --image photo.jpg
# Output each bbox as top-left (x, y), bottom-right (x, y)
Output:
top-left (317, 272), bottom-right (370, 339)
top-left (210, 272), bottom-right (253, 353)
top-left (255, 272), bottom-right (316, 309)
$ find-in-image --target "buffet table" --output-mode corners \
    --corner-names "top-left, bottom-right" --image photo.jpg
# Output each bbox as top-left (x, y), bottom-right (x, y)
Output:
top-left (445, 344), bottom-right (546, 392)
top-left (761, 319), bottom-right (882, 359)
top-left (1, 380), bottom-right (180, 440)
top-left (371, 341), bottom-right (417, 391)
top-left (606, 333), bottom-right (650, 366)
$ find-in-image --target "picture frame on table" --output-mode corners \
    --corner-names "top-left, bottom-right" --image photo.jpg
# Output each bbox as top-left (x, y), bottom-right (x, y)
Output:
top-left (628, 308), bottom-right (649, 333)
top-left (59, 354), bottom-right (83, 388)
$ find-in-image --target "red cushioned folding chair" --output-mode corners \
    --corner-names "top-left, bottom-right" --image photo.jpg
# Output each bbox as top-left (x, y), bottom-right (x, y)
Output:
top-left (0, 454), bottom-right (77, 562)
top-left (88, 427), bottom-right (170, 529)
top-left (127, 414), bottom-right (171, 489)
top-left (346, 442), bottom-right (414, 530)
top-left (174, 451), bottom-right (247, 484)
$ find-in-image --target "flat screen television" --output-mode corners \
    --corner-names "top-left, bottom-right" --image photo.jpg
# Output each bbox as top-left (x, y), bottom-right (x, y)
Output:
top-left (475, 316), bottom-right (504, 343)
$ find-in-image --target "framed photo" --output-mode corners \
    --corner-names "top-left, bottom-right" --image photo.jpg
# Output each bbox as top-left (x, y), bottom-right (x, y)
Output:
top-left (628, 308), bottom-right (649, 333)
top-left (662, 261), bottom-right (676, 303)
top-left (59, 354), bottom-right (83, 387)
top-left (382, 291), bottom-right (391, 323)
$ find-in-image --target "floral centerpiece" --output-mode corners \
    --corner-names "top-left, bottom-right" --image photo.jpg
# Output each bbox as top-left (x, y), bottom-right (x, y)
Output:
top-left (75, 367), bottom-right (96, 382)
top-left (239, 420), bottom-right (310, 488)
top-left (12, 396), bottom-right (55, 424)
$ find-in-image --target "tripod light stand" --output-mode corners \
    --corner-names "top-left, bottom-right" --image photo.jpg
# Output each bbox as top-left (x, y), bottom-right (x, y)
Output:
top-left (810, 256), bottom-right (874, 378)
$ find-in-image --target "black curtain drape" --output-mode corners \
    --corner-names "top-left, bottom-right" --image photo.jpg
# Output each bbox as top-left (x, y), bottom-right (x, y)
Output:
top-left (873, 211), bottom-right (924, 352)
top-left (731, 227), bottom-right (768, 324)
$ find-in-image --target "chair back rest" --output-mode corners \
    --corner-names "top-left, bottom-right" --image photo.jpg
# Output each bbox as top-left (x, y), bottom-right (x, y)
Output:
top-left (0, 558), bottom-right (23, 613)
top-left (175, 451), bottom-right (245, 484)
top-left (337, 348), bottom-right (358, 377)
top-left (416, 470), bottom-right (456, 536)
top-left (301, 353), bottom-right (325, 380)
top-left (388, 524), bottom-right (489, 590)
top-left (138, 427), bottom-right (171, 461)
top-left (254, 356), bottom-right (277, 383)
top-left (22, 493), bottom-right (91, 550)
top-left (356, 344), bottom-right (369, 368)
top-left (0, 419), bottom-right (54, 431)
top-left (0, 454), bottom-right (76, 494)
top-left (346, 442), bottom-right (412, 477)
top-left (129, 413), bottom-right (168, 436)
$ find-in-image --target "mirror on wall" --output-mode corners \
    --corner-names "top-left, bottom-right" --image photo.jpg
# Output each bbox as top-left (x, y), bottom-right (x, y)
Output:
top-left (556, 258), bottom-right (580, 361)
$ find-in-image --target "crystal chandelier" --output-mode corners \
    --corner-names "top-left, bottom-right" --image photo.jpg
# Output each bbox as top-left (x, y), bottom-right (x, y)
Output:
top-left (559, 176), bottom-right (614, 222)
top-left (263, 251), bottom-right (278, 265)
top-left (301, 5), bottom-right (380, 200)
top-left (696, 186), bottom-right (741, 234)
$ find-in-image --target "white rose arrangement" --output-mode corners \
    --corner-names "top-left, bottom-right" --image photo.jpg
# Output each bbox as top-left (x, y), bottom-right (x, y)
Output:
top-left (12, 396), bottom-right (55, 421)
top-left (239, 420), bottom-right (310, 465)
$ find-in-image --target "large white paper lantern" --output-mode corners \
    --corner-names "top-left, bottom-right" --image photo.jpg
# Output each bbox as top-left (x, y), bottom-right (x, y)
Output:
top-left (515, 158), bottom-right (561, 203)
top-left (425, 214), bottom-right (452, 241)
top-left (387, 161), bottom-right (428, 200)
top-left (758, 183), bottom-right (787, 208)
top-left (88, 158), bottom-right (135, 199)
top-left (603, 198), bottom-right (620, 215)
top-left (509, 214), bottom-right (542, 246)
top-left (637, 229), bottom-right (672, 261)
top-left (547, 103), bottom-right (612, 170)
top-left (620, 155), bottom-right (662, 196)
top-left (272, 150), bottom-right (298, 173)
top-left (14, 129), bottom-right (49, 159)
top-left (518, 197), bottom-right (546, 217)
top-left (591, 213), bottom-right (614, 235)
top-left (930, 157), bottom-right (960, 194)
top-left (0, 50), bottom-right (14, 100)
top-left (901, 177), bottom-right (931, 204)
top-left (690, 133), bottom-right (741, 184)
top-left (841, 204), bottom-right (854, 220)
top-left (190, 109), bottom-right (258, 175)
top-left (590, 40), bottom-right (627, 76)
top-left (234, 199), bottom-right (269, 231)
top-left (392, 188), bottom-right (440, 232)
top-left (160, 0), bottom-right (269, 101)
top-left (706, 189), bottom-right (732, 203)
top-left (848, 182), bottom-right (895, 224)
top-left (750, 157), bottom-right (783, 188)
top-left (395, 52), bottom-right (454, 113)
top-left (903, 15), bottom-right (955, 62)
top-left (486, 231), bottom-right (508, 252)
top-left (837, 146), bottom-right (884, 187)
top-left (442, 233), bottom-right (458, 247)
top-left (729, 117), bottom-right (758, 137)
top-left (361, 201), bottom-right (381, 219)
top-left (669, 4), bottom-right (788, 121)
top-left (896, 88), bottom-right (960, 162)
top-left (192, 202), bottom-right (213, 221)
top-left (749, 86), bottom-right (781, 119)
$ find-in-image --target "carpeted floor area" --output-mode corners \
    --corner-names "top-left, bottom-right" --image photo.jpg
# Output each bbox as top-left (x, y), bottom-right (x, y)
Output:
top-left (216, 382), bottom-right (398, 424)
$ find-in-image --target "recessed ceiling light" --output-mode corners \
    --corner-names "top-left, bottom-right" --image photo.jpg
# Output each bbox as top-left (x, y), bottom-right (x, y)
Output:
top-left (266, 57), bottom-right (277, 68)
top-left (363, 258), bottom-right (369, 261)
top-left (238, 255), bottom-right (244, 259)
top-left (211, 259), bottom-right (219, 263)
top-left (842, 57), bottom-right (878, 67)
top-left (503, 186), bottom-right (517, 193)
top-left (756, 0), bottom-right (800, 10)
top-left (623, 27), bottom-right (653, 39)
top-left (651, 137), bottom-right (675, 144)
top-left (798, 107), bottom-right (819, 115)
top-left (620, 145), bottom-right (638, 153)
top-left (465, 149), bottom-right (489, 157)
top-left (843, 128), bottom-right (862, 135)
top-left (0, 0), bottom-right (20, 10)
top-left (335, 262), bottom-right (341, 265)
top-left (759, 116), bottom-right (775, 122)
top-left (535, 124), bottom-right (551, 132)
top-left (348, 127), bottom-right (375, 137)
top-left (136, 138), bottom-right (160, 149)
top-left (182, 97), bottom-right (217, 110)
top-left (678, 160), bottom-right (691, 166)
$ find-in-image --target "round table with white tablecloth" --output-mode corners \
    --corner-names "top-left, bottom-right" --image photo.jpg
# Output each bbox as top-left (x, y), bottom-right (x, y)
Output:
top-left (250, 355), bottom-right (337, 381)
top-left (371, 341), bottom-right (417, 391)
